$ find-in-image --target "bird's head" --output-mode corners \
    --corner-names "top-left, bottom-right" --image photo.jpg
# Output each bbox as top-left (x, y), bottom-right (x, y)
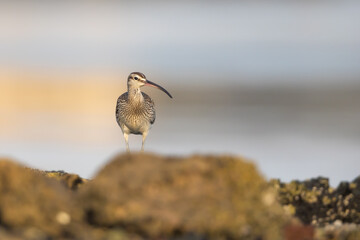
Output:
top-left (127, 72), bottom-right (173, 98)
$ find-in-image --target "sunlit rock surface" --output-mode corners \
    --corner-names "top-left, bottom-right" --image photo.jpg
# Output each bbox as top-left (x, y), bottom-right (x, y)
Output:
top-left (0, 154), bottom-right (360, 240)
top-left (80, 153), bottom-right (286, 240)
top-left (0, 159), bottom-right (85, 239)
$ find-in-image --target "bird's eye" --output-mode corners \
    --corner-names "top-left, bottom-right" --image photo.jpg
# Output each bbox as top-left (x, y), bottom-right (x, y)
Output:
top-left (134, 77), bottom-right (138, 80)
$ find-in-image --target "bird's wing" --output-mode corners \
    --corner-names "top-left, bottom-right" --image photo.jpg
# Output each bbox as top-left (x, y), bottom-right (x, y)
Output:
top-left (115, 92), bottom-right (128, 126)
top-left (117, 92), bottom-right (128, 104)
top-left (142, 92), bottom-right (156, 124)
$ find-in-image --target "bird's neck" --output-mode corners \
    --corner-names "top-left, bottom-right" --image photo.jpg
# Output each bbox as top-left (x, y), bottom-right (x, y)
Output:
top-left (128, 85), bottom-right (144, 102)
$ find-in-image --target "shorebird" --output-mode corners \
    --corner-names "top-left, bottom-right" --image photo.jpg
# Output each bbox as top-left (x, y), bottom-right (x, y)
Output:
top-left (116, 72), bottom-right (173, 152)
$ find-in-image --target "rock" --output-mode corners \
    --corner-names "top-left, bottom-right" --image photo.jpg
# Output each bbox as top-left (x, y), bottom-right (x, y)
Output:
top-left (80, 153), bottom-right (287, 240)
top-left (304, 177), bottom-right (329, 190)
top-left (334, 182), bottom-right (351, 196)
top-left (273, 176), bottom-right (360, 227)
top-left (30, 169), bottom-right (88, 190)
top-left (284, 223), bottom-right (314, 240)
top-left (316, 223), bottom-right (360, 240)
top-left (3, 153), bottom-right (359, 239)
top-left (0, 159), bottom-right (85, 239)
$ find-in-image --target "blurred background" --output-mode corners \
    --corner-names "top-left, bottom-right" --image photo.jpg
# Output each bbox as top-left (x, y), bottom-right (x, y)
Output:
top-left (0, 1), bottom-right (359, 186)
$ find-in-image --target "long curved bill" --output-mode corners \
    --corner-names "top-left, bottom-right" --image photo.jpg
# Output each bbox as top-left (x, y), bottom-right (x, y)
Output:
top-left (145, 80), bottom-right (173, 98)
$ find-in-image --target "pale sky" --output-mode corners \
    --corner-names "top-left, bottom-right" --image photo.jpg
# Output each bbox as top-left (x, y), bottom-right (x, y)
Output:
top-left (0, 1), bottom-right (359, 85)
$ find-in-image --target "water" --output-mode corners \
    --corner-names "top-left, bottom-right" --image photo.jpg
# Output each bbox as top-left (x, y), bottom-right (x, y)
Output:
top-left (1, 86), bottom-right (359, 186)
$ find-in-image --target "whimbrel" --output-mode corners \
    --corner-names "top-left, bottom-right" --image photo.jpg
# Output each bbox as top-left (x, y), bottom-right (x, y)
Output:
top-left (116, 72), bottom-right (173, 152)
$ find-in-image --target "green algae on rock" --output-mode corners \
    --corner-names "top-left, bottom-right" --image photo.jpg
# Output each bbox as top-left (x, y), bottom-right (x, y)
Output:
top-left (79, 153), bottom-right (287, 240)
top-left (43, 170), bottom-right (88, 190)
top-left (29, 169), bottom-right (88, 190)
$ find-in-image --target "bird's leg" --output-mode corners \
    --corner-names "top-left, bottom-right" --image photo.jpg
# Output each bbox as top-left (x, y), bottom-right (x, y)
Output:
top-left (123, 133), bottom-right (130, 153)
top-left (141, 132), bottom-right (148, 152)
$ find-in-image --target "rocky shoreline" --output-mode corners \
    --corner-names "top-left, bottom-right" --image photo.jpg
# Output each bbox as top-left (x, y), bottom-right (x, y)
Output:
top-left (272, 177), bottom-right (360, 240)
top-left (272, 176), bottom-right (360, 226)
top-left (0, 153), bottom-right (359, 240)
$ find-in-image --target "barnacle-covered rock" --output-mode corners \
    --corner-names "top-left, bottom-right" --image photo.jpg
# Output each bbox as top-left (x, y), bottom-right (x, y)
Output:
top-left (272, 176), bottom-right (360, 227)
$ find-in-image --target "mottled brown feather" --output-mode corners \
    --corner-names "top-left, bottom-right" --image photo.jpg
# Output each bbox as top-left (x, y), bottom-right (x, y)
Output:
top-left (116, 92), bottom-right (155, 134)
